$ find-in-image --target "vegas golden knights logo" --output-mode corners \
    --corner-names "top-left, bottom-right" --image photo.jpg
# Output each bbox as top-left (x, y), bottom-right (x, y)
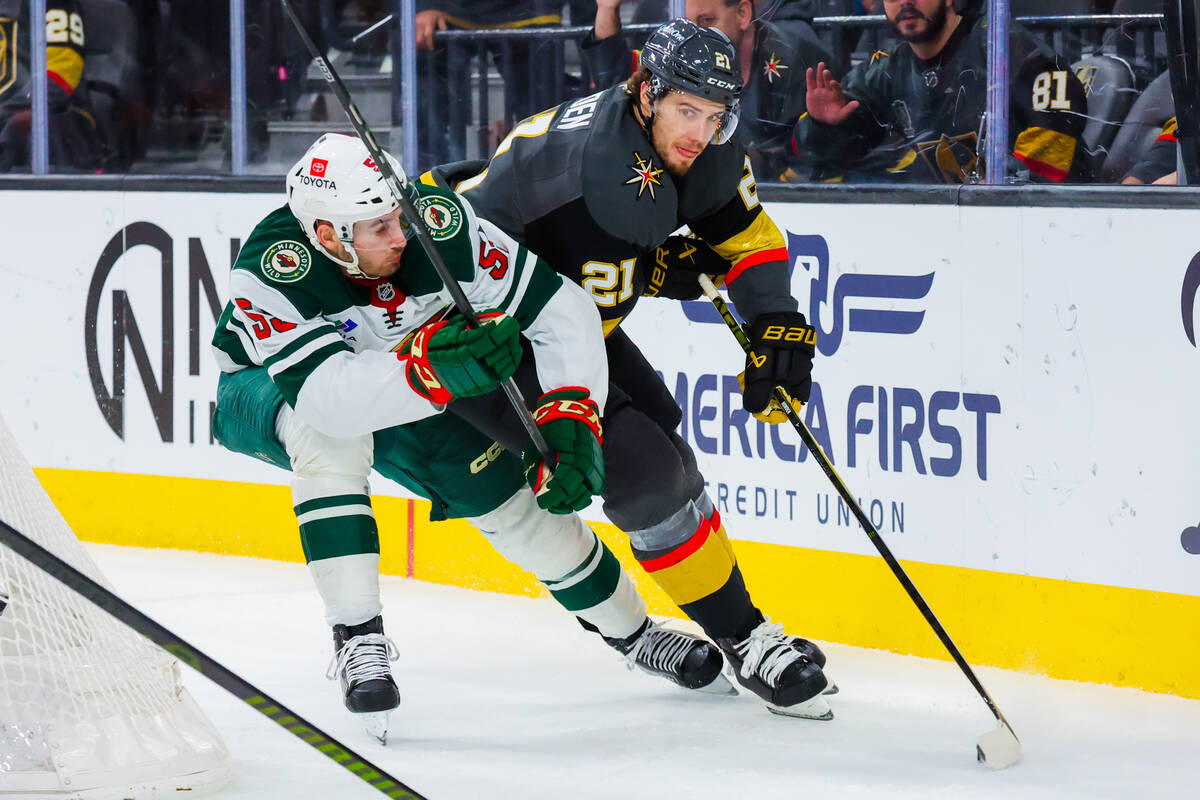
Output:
top-left (891, 132), bottom-right (979, 184)
top-left (0, 19), bottom-right (17, 96)
top-left (1074, 64), bottom-right (1097, 98)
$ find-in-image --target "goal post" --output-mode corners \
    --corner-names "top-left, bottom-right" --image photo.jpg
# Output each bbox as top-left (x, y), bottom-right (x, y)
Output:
top-left (0, 414), bottom-right (231, 798)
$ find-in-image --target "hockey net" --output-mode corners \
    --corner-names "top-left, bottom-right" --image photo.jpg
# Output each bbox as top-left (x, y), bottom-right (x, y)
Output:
top-left (0, 414), bottom-right (231, 798)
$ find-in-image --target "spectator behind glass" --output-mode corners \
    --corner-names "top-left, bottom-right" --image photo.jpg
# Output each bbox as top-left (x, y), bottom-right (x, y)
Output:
top-left (583, 0), bottom-right (836, 181)
top-left (414, 1), bottom-right (566, 170)
top-left (795, 0), bottom-right (1095, 183)
top-left (0, 0), bottom-right (102, 172)
top-left (1123, 116), bottom-right (1179, 185)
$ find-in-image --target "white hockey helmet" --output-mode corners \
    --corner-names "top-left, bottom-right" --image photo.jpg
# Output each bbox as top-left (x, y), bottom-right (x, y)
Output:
top-left (286, 133), bottom-right (412, 277)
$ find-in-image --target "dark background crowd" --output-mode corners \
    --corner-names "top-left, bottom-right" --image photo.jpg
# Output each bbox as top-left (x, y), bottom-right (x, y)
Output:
top-left (0, 0), bottom-right (1183, 185)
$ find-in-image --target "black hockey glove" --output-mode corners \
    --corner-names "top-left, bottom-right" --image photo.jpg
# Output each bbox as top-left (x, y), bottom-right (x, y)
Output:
top-left (642, 235), bottom-right (730, 301)
top-left (742, 312), bottom-right (816, 417)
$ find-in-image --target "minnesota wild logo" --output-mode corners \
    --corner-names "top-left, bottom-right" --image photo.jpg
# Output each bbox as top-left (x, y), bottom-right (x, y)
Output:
top-left (415, 196), bottom-right (463, 241)
top-left (261, 240), bottom-right (312, 283)
top-left (625, 152), bottom-right (664, 200)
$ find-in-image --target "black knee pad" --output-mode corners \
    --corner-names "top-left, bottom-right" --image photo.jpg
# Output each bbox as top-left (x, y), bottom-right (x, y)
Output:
top-left (601, 404), bottom-right (693, 532)
top-left (667, 431), bottom-right (706, 501)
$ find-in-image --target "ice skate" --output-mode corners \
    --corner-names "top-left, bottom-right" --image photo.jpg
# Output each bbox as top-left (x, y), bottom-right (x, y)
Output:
top-left (607, 619), bottom-right (736, 695)
top-left (718, 619), bottom-right (833, 721)
top-left (327, 615), bottom-right (401, 744)
top-left (788, 637), bottom-right (838, 696)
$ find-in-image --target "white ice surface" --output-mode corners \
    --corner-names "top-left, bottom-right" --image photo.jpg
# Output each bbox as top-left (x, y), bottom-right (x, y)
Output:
top-left (83, 543), bottom-right (1200, 800)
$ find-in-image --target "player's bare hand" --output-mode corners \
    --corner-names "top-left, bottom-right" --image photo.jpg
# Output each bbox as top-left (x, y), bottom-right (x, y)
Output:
top-left (415, 10), bottom-right (448, 51)
top-left (805, 62), bottom-right (860, 126)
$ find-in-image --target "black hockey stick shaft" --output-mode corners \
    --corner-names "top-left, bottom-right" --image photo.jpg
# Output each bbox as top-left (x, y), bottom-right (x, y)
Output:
top-left (280, 0), bottom-right (552, 462)
top-left (1165, 0), bottom-right (1200, 184)
top-left (697, 275), bottom-right (1017, 739)
top-left (0, 518), bottom-right (428, 800)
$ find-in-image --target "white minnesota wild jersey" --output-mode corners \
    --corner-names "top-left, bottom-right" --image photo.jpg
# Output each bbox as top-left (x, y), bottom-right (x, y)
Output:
top-left (211, 184), bottom-right (607, 438)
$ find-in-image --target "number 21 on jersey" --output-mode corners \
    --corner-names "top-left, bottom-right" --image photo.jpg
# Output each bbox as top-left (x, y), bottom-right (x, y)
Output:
top-left (581, 259), bottom-right (636, 307)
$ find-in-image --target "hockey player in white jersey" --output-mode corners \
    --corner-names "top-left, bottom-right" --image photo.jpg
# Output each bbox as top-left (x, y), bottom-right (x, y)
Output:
top-left (211, 134), bottom-right (731, 741)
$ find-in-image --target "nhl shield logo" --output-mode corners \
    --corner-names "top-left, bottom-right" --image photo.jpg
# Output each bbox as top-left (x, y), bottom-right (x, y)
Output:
top-left (261, 240), bottom-right (312, 283)
top-left (415, 196), bottom-right (463, 241)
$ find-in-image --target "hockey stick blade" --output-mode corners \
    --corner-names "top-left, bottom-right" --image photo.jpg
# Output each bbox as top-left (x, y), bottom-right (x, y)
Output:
top-left (976, 720), bottom-right (1021, 770)
top-left (696, 274), bottom-right (1020, 765)
top-left (0, 517), bottom-right (428, 799)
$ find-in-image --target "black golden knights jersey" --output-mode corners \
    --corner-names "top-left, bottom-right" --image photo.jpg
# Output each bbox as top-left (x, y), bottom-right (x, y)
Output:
top-left (794, 8), bottom-right (1093, 184)
top-left (427, 84), bottom-right (797, 335)
top-left (579, 19), bottom-right (833, 182)
top-left (0, 0), bottom-right (86, 109)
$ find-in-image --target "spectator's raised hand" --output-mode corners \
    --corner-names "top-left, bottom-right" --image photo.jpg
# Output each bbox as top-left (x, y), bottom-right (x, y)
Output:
top-left (594, 0), bottom-right (626, 40)
top-left (805, 62), bottom-right (860, 126)
top-left (415, 9), bottom-right (448, 51)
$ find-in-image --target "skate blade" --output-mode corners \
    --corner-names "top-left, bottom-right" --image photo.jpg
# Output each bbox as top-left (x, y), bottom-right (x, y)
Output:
top-left (765, 694), bottom-right (834, 721)
top-left (976, 721), bottom-right (1021, 770)
top-left (696, 671), bottom-right (738, 696)
top-left (361, 711), bottom-right (391, 745)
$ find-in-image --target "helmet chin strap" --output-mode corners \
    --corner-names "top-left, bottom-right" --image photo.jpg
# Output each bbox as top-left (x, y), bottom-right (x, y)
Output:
top-left (316, 235), bottom-right (368, 278)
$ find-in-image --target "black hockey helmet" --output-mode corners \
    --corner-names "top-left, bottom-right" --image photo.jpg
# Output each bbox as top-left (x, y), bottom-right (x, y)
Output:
top-left (639, 18), bottom-right (742, 144)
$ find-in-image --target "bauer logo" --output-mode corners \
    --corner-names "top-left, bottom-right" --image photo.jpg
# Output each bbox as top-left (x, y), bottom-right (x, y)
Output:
top-left (681, 233), bottom-right (935, 357)
top-left (1182, 250), bottom-right (1200, 346)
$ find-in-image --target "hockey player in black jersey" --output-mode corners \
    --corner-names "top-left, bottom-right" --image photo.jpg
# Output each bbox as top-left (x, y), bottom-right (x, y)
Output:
top-left (583, 0), bottom-right (836, 181)
top-left (795, 0), bottom-right (1093, 183)
top-left (427, 18), bottom-right (833, 719)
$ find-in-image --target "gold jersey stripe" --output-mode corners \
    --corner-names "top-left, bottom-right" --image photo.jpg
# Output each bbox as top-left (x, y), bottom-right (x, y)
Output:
top-left (47, 45), bottom-right (83, 93)
top-left (1013, 126), bottom-right (1077, 182)
top-left (709, 211), bottom-right (786, 269)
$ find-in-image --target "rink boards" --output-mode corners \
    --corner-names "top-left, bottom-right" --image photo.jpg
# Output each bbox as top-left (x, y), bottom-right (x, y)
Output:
top-left (0, 187), bottom-right (1197, 698)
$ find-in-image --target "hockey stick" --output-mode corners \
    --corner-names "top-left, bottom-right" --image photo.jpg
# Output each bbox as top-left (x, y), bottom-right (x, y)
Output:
top-left (697, 274), bottom-right (1021, 770)
top-left (0, 518), bottom-right (428, 800)
top-left (279, 0), bottom-right (553, 463)
top-left (1165, 0), bottom-right (1200, 184)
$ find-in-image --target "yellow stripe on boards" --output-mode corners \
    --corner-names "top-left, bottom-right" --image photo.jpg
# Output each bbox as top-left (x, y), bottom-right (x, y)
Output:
top-left (441, 14), bottom-right (562, 30)
top-left (33, 468), bottom-right (1200, 698)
